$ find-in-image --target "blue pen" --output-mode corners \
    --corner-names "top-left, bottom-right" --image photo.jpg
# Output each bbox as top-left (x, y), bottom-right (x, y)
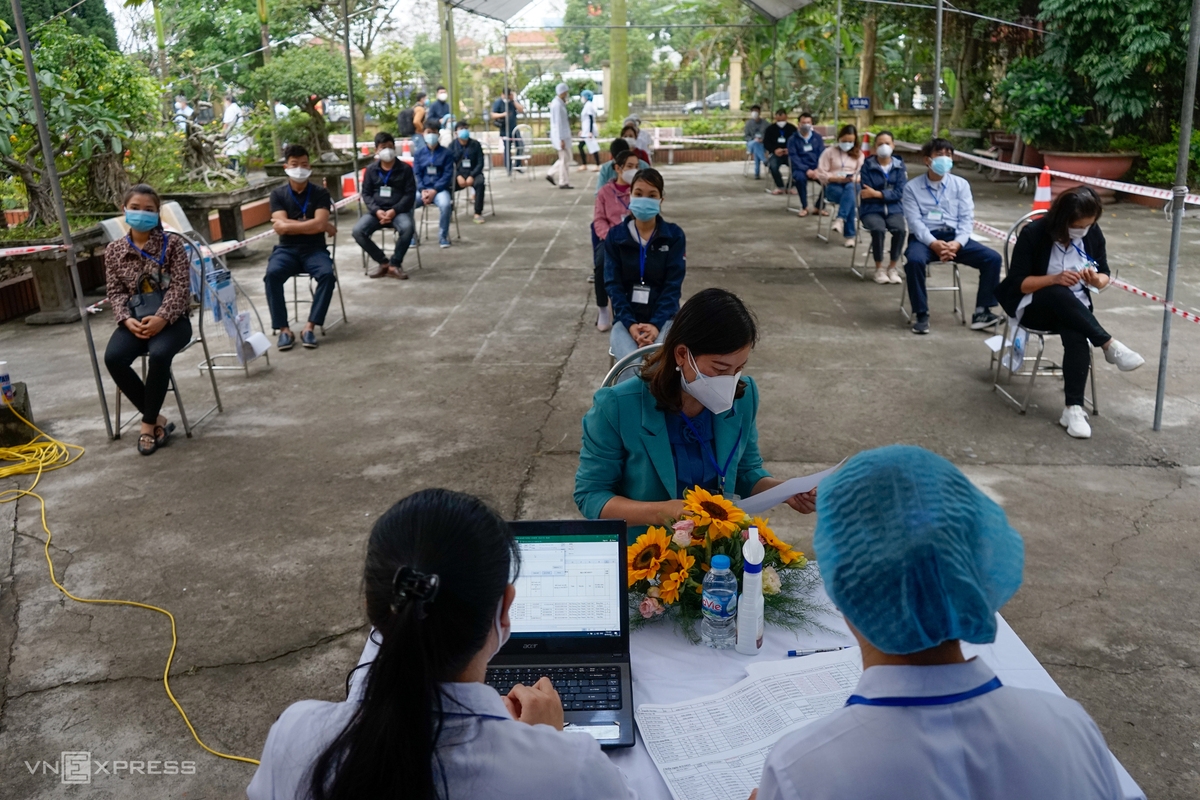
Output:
top-left (787, 646), bottom-right (851, 658)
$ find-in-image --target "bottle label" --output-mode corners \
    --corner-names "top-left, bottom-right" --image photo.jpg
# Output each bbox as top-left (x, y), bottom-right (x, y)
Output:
top-left (702, 592), bottom-right (737, 619)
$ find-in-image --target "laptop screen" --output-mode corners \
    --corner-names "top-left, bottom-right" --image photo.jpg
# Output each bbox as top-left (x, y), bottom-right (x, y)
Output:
top-left (510, 532), bottom-right (622, 639)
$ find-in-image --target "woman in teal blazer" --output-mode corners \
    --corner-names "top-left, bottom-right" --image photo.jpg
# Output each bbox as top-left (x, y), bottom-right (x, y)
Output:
top-left (575, 289), bottom-right (816, 537)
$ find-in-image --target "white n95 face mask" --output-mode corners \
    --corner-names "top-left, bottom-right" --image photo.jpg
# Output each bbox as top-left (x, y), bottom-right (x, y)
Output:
top-left (875, 143), bottom-right (893, 158)
top-left (284, 166), bottom-right (312, 181)
top-left (680, 350), bottom-right (741, 415)
top-left (621, 168), bottom-right (637, 183)
top-left (489, 594), bottom-right (511, 661)
top-left (378, 148), bottom-right (396, 163)
top-left (1068, 225), bottom-right (1091, 240)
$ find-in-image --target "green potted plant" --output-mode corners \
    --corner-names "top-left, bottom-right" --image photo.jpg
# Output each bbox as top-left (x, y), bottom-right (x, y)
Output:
top-left (996, 58), bottom-right (1136, 201)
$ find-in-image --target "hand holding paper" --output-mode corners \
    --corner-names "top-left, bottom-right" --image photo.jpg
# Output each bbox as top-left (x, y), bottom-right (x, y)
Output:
top-left (740, 460), bottom-right (847, 516)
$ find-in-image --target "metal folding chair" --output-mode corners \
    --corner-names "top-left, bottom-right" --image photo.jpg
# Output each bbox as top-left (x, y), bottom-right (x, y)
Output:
top-left (898, 259), bottom-right (964, 324)
top-left (359, 219), bottom-right (421, 275)
top-left (508, 125), bottom-right (535, 180)
top-left (602, 343), bottom-right (663, 388)
top-left (288, 230), bottom-right (347, 335)
top-left (991, 210), bottom-right (1100, 415)
top-left (420, 196), bottom-right (461, 244)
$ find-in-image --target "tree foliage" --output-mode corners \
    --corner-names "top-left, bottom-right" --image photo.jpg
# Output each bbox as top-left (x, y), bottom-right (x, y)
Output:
top-left (996, 57), bottom-right (1107, 151)
top-left (365, 41), bottom-right (421, 122)
top-left (248, 44), bottom-right (363, 152)
top-left (0, 0), bottom-right (117, 50)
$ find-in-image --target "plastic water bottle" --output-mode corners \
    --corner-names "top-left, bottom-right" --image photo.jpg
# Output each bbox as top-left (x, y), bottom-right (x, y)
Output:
top-left (736, 530), bottom-right (765, 655)
top-left (701, 554), bottom-right (738, 648)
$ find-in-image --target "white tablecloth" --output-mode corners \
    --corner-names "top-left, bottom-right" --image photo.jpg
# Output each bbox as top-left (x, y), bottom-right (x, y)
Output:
top-left (608, 579), bottom-right (1145, 800)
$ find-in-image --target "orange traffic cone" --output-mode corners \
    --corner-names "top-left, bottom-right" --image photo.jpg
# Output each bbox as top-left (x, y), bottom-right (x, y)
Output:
top-left (861, 131), bottom-right (873, 156)
top-left (400, 139), bottom-right (412, 161)
top-left (1032, 167), bottom-right (1051, 212)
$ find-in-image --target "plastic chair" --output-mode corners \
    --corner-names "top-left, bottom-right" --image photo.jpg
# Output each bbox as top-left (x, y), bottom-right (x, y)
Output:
top-left (288, 230), bottom-right (347, 335)
top-left (991, 210), bottom-right (1100, 415)
top-left (601, 343), bottom-right (663, 389)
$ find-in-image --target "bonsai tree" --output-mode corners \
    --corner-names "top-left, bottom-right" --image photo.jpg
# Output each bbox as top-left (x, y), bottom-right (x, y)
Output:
top-left (250, 45), bottom-right (365, 156)
top-left (996, 58), bottom-right (1108, 153)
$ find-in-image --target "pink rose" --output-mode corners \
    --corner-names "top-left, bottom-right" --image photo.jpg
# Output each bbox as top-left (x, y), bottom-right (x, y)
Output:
top-left (672, 519), bottom-right (695, 547)
top-left (639, 597), bottom-right (664, 618)
top-left (762, 566), bottom-right (782, 595)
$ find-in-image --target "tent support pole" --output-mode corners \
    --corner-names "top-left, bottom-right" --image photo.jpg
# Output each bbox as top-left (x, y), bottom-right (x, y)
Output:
top-left (932, 0), bottom-right (943, 133)
top-left (770, 22), bottom-right (778, 111)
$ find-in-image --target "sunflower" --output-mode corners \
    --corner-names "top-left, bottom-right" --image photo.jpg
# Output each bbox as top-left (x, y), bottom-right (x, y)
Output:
top-left (657, 551), bottom-right (695, 605)
top-left (754, 516), bottom-right (805, 565)
top-left (682, 487), bottom-right (746, 540)
top-left (628, 527), bottom-right (672, 585)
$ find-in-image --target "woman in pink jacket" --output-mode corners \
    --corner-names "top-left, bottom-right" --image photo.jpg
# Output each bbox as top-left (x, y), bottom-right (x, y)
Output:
top-left (591, 151), bottom-right (638, 331)
top-left (816, 124), bottom-right (865, 248)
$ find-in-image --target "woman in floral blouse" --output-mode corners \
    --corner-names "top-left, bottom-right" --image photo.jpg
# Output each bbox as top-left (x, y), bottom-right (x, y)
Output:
top-left (104, 184), bottom-right (193, 455)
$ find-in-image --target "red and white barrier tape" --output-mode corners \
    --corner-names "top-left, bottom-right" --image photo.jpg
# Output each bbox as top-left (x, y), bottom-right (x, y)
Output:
top-left (207, 192), bottom-right (361, 256)
top-left (0, 243), bottom-right (68, 258)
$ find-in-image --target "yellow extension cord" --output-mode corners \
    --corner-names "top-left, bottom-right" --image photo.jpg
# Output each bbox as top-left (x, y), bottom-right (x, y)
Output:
top-left (0, 399), bottom-right (259, 766)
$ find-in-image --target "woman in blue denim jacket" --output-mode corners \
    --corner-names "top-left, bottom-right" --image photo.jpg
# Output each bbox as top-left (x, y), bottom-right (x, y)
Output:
top-left (858, 131), bottom-right (908, 285)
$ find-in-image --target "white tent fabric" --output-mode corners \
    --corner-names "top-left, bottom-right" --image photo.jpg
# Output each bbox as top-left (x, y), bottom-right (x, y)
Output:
top-left (448, 0), bottom-right (813, 23)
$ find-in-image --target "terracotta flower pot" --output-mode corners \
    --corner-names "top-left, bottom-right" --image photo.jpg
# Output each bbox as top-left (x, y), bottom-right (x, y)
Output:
top-left (1041, 152), bottom-right (1137, 203)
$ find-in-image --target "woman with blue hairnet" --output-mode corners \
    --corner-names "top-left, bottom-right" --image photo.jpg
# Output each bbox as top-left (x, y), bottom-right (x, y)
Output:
top-left (754, 445), bottom-right (1123, 800)
top-left (576, 89), bottom-right (601, 172)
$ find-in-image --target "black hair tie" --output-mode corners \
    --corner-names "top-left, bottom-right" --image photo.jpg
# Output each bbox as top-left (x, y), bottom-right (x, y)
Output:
top-left (390, 566), bottom-right (440, 617)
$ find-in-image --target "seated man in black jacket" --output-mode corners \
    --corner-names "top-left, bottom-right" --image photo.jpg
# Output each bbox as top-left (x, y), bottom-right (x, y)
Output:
top-left (352, 131), bottom-right (417, 279)
top-left (450, 120), bottom-right (486, 223)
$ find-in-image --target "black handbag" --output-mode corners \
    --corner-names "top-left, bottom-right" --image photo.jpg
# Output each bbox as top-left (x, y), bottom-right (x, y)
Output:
top-left (125, 233), bottom-right (170, 321)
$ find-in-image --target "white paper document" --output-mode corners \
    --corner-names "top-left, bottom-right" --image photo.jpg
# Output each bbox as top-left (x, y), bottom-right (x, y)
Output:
top-left (737, 460), bottom-right (847, 515)
top-left (635, 650), bottom-right (863, 800)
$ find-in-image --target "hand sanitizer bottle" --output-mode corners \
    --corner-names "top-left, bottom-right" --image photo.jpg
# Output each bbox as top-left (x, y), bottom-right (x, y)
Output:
top-left (736, 528), bottom-right (765, 655)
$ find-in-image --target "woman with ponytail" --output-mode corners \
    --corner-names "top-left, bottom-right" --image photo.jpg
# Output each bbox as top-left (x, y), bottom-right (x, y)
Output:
top-left (247, 488), bottom-right (636, 800)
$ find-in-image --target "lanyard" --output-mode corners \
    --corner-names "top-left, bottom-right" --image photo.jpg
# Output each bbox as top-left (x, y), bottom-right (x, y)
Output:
top-left (1069, 241), bottom-right (1091, 263)
top-left (634, 223), bottom-right (656, 285)
top-left (126, 232), bottom-right (168, 267)
top-left (924, 178), bottom-right (943, 207)
top-left (845, 676), bottom-right (1003, 707)
top-left (290, 185), bottom-right (311, 218)
top-left (678, 413), bottom-right (742, 495)
top-left (378, 165), bottom-right (393, 184)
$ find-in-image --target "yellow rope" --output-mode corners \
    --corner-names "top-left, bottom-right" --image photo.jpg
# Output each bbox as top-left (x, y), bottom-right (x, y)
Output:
top-left (0, 399), bottom-right (259, 766)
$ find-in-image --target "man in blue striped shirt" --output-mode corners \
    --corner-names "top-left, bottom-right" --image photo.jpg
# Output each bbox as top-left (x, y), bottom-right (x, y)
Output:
top-left (901, 138), bottom-right (1002, 335)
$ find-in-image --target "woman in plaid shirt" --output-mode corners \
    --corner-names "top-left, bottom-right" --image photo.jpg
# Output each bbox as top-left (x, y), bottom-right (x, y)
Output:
top-left (103, 184), bottom-right (193, 455)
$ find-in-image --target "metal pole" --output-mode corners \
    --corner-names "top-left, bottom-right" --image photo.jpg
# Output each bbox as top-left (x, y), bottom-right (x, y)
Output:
top-left (1152, 0), bottom-right (1200, 431)
top-left (340, 0), bottom-right (361, 203)
top-left (9, 0), bottom-right (113, 438)
top-left (770, 22), bottom-right (778, 112)
top-left (932, 0), bottom-right (943, 134)
top-left (833, 0), bottom-right (841, 126)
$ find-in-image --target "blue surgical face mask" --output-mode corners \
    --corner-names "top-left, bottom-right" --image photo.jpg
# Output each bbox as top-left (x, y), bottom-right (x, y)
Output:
top-left (457, 129), bottom-right (470, 140)
top-left (424, 132), bottom-right (439, 147)
top-left (628, 197), bottom-right (660, 221)
top-left (931, 155), bottom-right (954, 176)
top-left (125, 209), bottom-right (159, 232)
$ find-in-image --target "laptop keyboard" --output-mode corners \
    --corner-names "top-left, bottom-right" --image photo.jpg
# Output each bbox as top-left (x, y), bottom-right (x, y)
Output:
top-left (485, 666), bottom-right (623, 711)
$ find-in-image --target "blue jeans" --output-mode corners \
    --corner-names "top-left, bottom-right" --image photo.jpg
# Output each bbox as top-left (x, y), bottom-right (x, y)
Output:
top-left (352, 212), bottom-right (415, 267)
top-left (823, 182), bottom-right (858, 237)
top-left (904, 231), bottom-right (1002, 317)
top-left (265, 246), bottom-right (336, 329)
top-left (414, 190), bottom-right (453, 239)
top-left (610, 320), bottom-right (672, 383)
top-left (746, 140), bottom-right (765, 177)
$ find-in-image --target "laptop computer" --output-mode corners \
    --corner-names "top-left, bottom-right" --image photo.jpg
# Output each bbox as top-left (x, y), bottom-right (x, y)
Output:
top-left (485, 519), bottom-right (635, 749)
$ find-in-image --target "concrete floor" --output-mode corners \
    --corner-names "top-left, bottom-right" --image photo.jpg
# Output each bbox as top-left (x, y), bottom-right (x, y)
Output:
top-left (0, 161), bottom-right (1197, 798)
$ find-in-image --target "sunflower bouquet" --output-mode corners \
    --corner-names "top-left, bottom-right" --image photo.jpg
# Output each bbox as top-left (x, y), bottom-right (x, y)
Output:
top-left (628, 487), bottom-right (826, 640)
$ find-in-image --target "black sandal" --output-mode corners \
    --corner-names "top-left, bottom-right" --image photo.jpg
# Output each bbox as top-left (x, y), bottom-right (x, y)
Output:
top-left (154, 422), bottom-right (176, 448)
top-left (137, 433), bottom-right (158, 456)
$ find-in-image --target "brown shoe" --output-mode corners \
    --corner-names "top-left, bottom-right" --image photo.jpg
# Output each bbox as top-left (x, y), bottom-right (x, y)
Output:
top-left (389, 266), bottom-right (409, 280)
top-left (368, 262), bottom-right (389, 278)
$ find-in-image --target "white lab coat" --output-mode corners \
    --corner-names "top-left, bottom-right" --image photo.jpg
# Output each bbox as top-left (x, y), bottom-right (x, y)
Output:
top-left (549, 95), bottom-right (572, 151)
top-left (579, 100), bottom-right (598, 139)
top-left (757, 658), bottom-right (1124, 800)
top-left (246, 682), bottom-right (638, 800)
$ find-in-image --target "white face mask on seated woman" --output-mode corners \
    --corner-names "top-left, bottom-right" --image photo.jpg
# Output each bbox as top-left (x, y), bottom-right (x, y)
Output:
top-left (679, 350), bottom-right (741, 415)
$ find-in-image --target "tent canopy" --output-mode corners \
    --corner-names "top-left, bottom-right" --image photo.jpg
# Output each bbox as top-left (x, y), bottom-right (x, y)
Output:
top-left (449, 0), bottom-right (813, 24)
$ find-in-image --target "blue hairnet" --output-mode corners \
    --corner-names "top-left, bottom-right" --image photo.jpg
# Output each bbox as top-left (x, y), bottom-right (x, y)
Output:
top-left (581, 89), bottom-right (594, 101)
top-left (814, 445), bottom-right (1024, 655)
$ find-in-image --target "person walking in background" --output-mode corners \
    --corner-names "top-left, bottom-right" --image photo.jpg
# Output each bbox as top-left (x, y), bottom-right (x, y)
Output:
top-left (858, 130), bottom-right (907, 284)
top-left (173, 95), bottom-right (194, 134)
top-left (815, 124), bottom-right (864, 248)
top-left (547, 83), bottom-right (574, 190)
top-left (413, 122), bottom-right (455, 248)
top-left (222, 92), bottom-right (250, 174)
top-left (406, 92), bottom-right (428, 153)
top-left (901, 137), bottom-right (1003, 335)
top-left (353, 131), bottom-right (416, 279)
top-left (451, 121), bottom-right (487, 224)
top-left (763, 109), bottom-right (798, 196)
top-left (995, 186), bottom-right (1144, 439)
top-left (577, 89), bottom-right (601, 172)
top-left (787, 111), bottom-right (825, 215)
top-left (103, 184), bottom-right (192, 456)
top-left (428, 86), bottom-right (452, 129)
top-left (743, 104), bottom-right (768, 180)
top-left (491, 88), bottom-right (525, 175)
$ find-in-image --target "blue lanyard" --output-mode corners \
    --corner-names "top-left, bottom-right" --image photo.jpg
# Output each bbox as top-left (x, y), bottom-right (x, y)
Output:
top-left (924, 178), bottom-right (943, 207)
top-left (845, 676), bottom-right (1003, 707)
top-left (1069, 241), bottom-right (1091, 263)
top-left (378, 165), bottom-right (393, 184)
top-left (634, 224), bottom-right (656, 285)
top-left (678, 413), bottom-right (742, 495)
top-left (126, 232), bottom-right (168, 267)
top-left (289, 185), bottom-right (311, 218)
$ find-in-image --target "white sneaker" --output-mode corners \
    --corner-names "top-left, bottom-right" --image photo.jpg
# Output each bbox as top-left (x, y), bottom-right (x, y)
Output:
top-left (597, 304), bottom-right (612, 332)
top-left (1059, 405), bottom-right (1092, 439)
top-left (887, 266), bottom-right (902, 284)
top-left (843, 237), bottom-right (856, 248)
top-left (1104, 339), bottom-right (1145, 371)
top-left (831, 218), bottom-right (844, 235)
top-left (874, 267), bottom-right (889, 284)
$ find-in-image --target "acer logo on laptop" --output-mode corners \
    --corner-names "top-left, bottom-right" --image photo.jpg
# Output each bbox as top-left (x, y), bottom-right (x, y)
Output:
top-left (522, 643), bottom-right (539, 649)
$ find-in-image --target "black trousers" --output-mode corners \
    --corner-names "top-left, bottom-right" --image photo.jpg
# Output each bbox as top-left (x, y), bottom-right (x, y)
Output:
top-left (1020, 285), bottom-right (1111, 407)
top-left (104, 316), bottom-right (193, 425)
top-left (577, 141), bottom-right (600, 166)
top-left (455, 179), bottom-right (485, 215)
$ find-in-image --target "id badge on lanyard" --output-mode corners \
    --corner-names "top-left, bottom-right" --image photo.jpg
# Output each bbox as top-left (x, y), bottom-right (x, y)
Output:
top-left (633, 226), bottom-right (653, 305)
top-left (379, 186), bottom-right (393, 198)
top-left (925, 180), bottom-right (944, 223)
top-left (461, 158), bottom-right (471, 168)
top-left (426, 165), bottom-right (437, 176)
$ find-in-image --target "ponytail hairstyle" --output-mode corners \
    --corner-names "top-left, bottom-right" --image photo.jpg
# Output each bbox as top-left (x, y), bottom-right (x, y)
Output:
top-left (310, 489), bottom-right (519, 800)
